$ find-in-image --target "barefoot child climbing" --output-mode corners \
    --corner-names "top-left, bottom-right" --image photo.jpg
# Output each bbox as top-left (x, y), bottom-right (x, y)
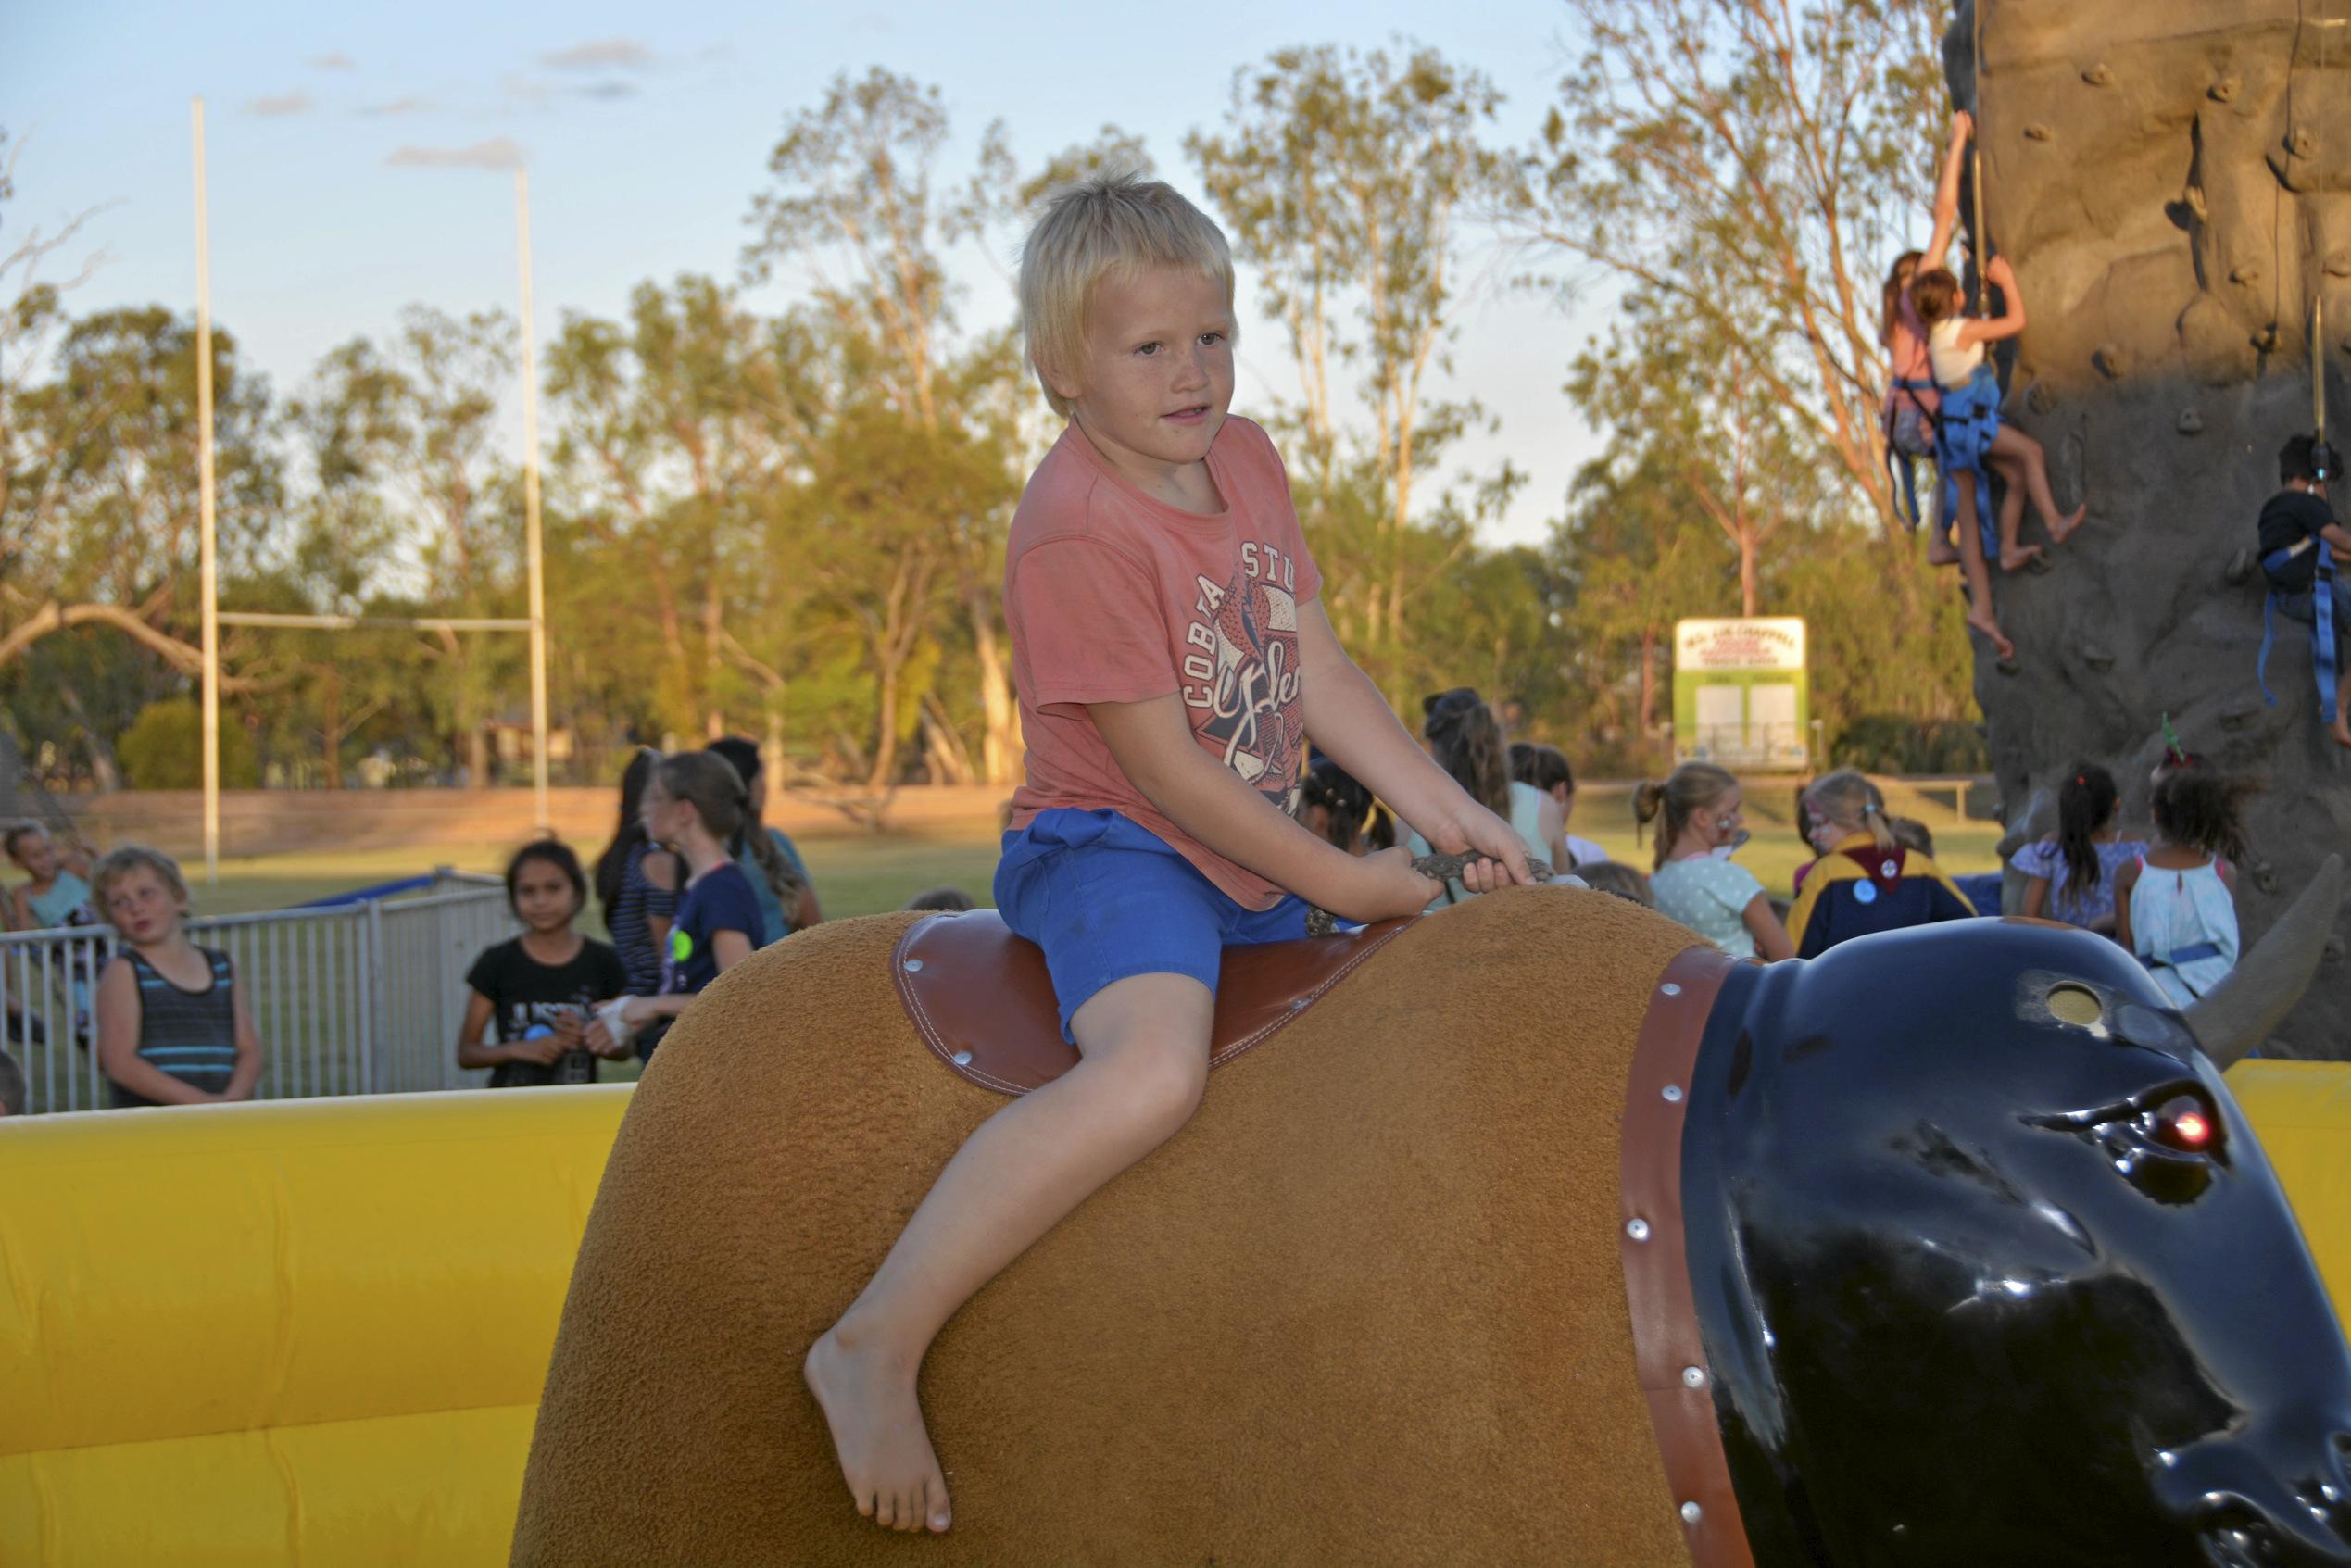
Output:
top-left (802, 172), bottom-right (1537, 1535)
top-left (1912, 256), bottom-right (2090, 659)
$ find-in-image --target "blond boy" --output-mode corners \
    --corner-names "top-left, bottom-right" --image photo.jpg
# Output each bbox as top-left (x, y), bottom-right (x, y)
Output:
top-left (803, 172), bottom-right (1534, 1533)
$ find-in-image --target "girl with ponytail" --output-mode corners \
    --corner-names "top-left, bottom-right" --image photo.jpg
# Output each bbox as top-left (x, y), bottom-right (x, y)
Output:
top-left (585, 751), bottom-right (764, 1064)
top-left (1405, 688), bottom-right (1556, 909)
top-left (1785, 769), bottom-right (1975, 956)
top-left (1637, 762), bottom-right (1793, 960)
top-left (2013, 762), bottom-right (2143, 932)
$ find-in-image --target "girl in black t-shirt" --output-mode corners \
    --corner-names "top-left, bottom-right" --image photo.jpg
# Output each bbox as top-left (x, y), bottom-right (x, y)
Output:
top-left (460, 841), bottom-right (629, 1088)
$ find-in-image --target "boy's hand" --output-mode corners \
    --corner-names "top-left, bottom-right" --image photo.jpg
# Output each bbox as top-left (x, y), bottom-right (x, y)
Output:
top-left (1952, 109), bottom-right (1973, 144)
top-left (1325, 847), bottom-right (1444, 923)
top-left (1420, 801), bottom-right (1540, 890)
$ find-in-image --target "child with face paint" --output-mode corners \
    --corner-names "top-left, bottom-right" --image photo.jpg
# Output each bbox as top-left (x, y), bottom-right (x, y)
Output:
top-left (1785, 770), bottom-right (1976, 957)
top-left (1636, 762), bottom-right (1794, 960)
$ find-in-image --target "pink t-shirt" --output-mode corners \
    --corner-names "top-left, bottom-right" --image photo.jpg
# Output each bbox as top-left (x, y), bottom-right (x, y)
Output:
top-left (1005, 417), bottom-right (1322, 909)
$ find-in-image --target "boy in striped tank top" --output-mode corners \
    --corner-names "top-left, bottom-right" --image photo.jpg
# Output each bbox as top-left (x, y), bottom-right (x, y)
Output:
top-left (92, 847), bottom-right (263, 1109)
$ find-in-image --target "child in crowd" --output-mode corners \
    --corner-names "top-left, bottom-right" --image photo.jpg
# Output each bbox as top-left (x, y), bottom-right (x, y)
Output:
top-left (1509, 741), bottom-right (1604, 872)
top-left (1576, 860), bottom-right (1655, 909)
top-left (90, 846), bottom-right (263, 1109)
top-left (6, 821), bottom-right (96, 931)
top-left (904, 887), bottom-right (975, 912)
top-left (587, 751), bottom-right (763, 1065)
top-left (1786, 770), bottom-right (1975, 956)
top-left (1637, 762), bottom-right (1793, 960)
top-left (708, 735), bottom-right (823, 941)
top-left (1297, 753), bottom-right (1390, 856)
top-left (2253, 433), bottom-right (2350, 746)
top-left (2013, 763), bottom-right (2145, 933)
top-left (801, 172), bottom-right (1534, 1537)
top-left (2116, 770), bottom-right (2250, 1006)
top-left (593, 750), bottom-right (681, 999)
top-left (459, 840), bottom-right (629, 1087)
top-left (1911, 255), bottom-right (2089, 661)
top-left (1406, 687), bottom-right (1554, 909)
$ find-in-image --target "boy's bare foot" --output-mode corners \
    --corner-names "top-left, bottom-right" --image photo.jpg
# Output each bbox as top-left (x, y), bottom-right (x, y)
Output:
top-left (2332, 719), bottom-right (2351, 751)
top-left (1966, 608), bottom-right (2016, 662)
top-left (805, 1324), bottom-right (951, 1533)
top-left (1999, 543), bottom-right (2045, 572)
top-left (2049, 503), bottom-right (2089, 546)
top-left (1927, 534), bottom-right (1960, 567)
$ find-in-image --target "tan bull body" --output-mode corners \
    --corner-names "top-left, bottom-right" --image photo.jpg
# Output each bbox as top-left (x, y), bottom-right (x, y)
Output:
top-left (515, 888), bottom-right (1703, 1566)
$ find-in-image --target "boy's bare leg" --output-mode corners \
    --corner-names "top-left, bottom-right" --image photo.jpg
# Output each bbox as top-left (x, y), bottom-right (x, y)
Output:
top-left (2334, 664), bottom-right (2351, 750)
top-left (1988, 452), bottom-right (2043, 571)
top-left (805, 972), bottom-right (1215, 1533)
top-left (1954, 474), bottom-right (2016, 660)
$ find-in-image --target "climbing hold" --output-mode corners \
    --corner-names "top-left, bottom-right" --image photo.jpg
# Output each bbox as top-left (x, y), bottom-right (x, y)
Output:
top-left (2093, 345), bottom-right (2129, 380)
top-left (2291, 127), bottom-right (2316, 159)
top-left (1996, 655), bottom-right (2022, 677)
top-left (2081, 64), bottom-right (2113, 86)
top-left (2327, 250), bottom-right (2351, 279)
top-left (2028, 382), bottom-right (2059, 414)
top-left (2254, 322), bottom-right (2283, 352)
top-left (2231, 260), bottom-right (2264, 285)
top-left (2178, 409), bottom-right (2205, 434)
top-left (2211, 75), bottom-right (2241, 103)
top-left (2226, 547), bottom-right (2257, 586)
top-left (2220, 696), bottom-right (2261, 732)
top-left (2024, 123), bottom-right (2055, 143)
top-left (2182, 184), bottom-right (2208, 220)
top-left (2081, 645), bottom-right (2116, 671)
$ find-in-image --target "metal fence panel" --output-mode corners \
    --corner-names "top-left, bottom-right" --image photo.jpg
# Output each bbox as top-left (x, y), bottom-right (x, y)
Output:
top-left (0, 872), bottom-right (516, 1115)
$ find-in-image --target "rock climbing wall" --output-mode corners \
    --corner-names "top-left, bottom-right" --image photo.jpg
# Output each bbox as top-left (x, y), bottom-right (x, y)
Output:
top-left (1954, 0), bottom-right (2351, 1054)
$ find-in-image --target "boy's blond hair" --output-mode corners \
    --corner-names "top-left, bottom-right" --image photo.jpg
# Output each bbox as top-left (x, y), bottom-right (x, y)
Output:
top-left (1018, 171), bottom-right (1235, 418)
top-left (91, 845), bottom-right (193, 917)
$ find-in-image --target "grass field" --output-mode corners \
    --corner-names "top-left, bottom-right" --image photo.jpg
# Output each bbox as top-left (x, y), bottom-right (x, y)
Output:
top-left (182, 777), bottom-right (2003, 920)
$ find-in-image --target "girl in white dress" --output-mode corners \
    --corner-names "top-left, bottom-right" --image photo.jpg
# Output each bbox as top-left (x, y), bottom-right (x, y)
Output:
top-left (2115, 770), bottom-right (2251, 1007)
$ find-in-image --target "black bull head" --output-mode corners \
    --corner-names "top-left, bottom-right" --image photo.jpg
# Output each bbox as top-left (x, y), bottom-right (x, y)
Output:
top-left (1681, 859), bottom-right (2349, 1565)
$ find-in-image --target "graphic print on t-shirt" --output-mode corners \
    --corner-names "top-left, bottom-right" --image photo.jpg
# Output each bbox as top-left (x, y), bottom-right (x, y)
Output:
top-left (1179, 539), bottom-right (1306, 811)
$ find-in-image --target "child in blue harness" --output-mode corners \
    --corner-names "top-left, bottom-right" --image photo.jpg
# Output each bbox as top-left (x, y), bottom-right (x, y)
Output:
top-left (2255, 433), bottom-right (2350, 747)
top-left (1911, 257), bottom-right (2090, 662)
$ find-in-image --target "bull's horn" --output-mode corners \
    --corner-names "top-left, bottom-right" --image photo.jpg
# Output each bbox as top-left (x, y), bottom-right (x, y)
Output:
top-left (2183, 853), bottom-right (2343, 1070)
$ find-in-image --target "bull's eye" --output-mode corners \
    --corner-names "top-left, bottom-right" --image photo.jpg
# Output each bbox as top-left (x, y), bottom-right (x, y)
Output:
top-left (2150, 1092), bottom-right (2219, 1155)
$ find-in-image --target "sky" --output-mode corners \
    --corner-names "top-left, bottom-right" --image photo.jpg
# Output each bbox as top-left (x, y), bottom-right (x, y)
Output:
top-left (3, 0), bottom-right (1607, 547)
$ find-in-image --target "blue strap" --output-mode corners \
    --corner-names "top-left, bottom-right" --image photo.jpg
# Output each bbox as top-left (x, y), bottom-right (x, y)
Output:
top-left (2142, 941), bottom-right (2223, 971)
top-left (2317, 542), bottom-right (2338, 724)
top-left (1884, 378), bottom-right (1938, 533)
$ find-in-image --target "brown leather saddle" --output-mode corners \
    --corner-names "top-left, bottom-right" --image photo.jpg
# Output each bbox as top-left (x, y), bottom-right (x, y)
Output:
top-left (890, 909), bottom-right (1417, 1095)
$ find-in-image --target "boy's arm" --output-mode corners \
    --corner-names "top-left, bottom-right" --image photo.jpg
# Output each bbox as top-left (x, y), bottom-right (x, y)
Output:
top-left (222, 980), bottom-right (265, 1101)
top-left (1090, 696), bottom-right (1439, 923)
top-left (1959, 256), bottom-right (2025, 346)
top-left (1292, 602), bottom-right (1535, 887)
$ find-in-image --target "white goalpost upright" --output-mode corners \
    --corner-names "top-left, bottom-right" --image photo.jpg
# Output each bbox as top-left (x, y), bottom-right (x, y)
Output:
top-left (191, 107), bottom-right (552, 881)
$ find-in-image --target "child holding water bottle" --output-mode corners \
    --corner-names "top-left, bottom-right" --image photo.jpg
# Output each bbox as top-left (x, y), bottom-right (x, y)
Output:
top-left (459, 841), bottom-right (628, 1087)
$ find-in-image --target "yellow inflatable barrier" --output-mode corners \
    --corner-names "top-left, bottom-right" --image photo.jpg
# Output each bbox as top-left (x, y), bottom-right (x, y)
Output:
top-left (2, 1064), bottom-right (2347, 1565)
top-left (0, 1087), bottom-right (630, 1567)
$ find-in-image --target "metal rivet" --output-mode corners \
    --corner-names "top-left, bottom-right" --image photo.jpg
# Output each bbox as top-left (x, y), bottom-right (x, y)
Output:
top-left (1681, 1365), bottom-right (1706, 1388)
top-left (1626, 1218), bottom-right (1651, 1242)
top-left (1660, 982), bottom-right (1682, 997)
top-left (1662, 1084), bottom-right (1684, 1103)
top-left (1289, 997), bottom-right (1309, 1011)
top-left (903, 959), bottom-right (924, 972)
top-left (2156, 1449), bottom-right (2177, 1469)
top-left (1679, 1501), bottom-right (1703, 1525)
top-left (950, 1050), bottom-right (973, 1066)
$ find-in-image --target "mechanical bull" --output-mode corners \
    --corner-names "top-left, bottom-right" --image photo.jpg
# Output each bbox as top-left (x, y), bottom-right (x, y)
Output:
top-left (514, 860), bottom-right (2349, 1566)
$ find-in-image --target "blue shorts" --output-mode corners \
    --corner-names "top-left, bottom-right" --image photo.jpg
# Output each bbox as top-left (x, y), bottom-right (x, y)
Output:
top-left (992, 809), bottom-right (1310, 1042)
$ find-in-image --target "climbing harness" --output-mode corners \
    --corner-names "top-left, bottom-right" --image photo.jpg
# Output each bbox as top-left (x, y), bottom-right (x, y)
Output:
top-left (1933, 366), bottom-right (2003, 560)
top-left (2257, 443), bottom-right (2344, 724)
top-left (1883, 376), bottom-right (1941, 530)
